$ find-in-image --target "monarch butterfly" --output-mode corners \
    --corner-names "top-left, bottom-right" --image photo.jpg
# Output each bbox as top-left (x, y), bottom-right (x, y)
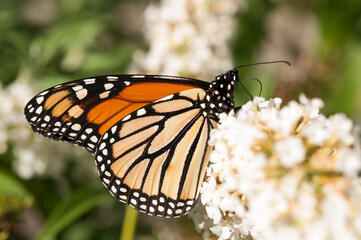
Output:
top-left (24, 69), bottom-right (240, 218)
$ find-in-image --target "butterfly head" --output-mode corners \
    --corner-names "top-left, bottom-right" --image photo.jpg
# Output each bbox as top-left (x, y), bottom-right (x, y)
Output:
top-left (206, 69), bottom-right (239, 118)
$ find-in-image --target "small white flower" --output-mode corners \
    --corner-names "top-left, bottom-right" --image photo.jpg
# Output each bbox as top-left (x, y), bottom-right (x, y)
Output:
top-left (210, 224), bottom-right (233, 240)
top-left (274, 136), bottom-right (305, 168)
top-left (129, 0), bottom-right (243, 79)
top-left (299, 93), bottom-right (323, 119)
top-left (335, 148), bottom-right (361, 177)
top-left (293, 182), bottom-right (317, 221)
top-left (303, 115), bottom-right (330, 145)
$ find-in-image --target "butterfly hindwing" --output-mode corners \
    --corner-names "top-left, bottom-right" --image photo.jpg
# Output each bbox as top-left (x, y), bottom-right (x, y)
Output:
top-left (95, 88), bottom-right (217, 217)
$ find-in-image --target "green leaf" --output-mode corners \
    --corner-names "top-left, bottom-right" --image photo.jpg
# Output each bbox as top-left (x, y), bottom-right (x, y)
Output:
top-left (0, 168), bottom-right (32, 201)
top-left (324, 39), bottom-right (361, 118)
top-left (35, 188), bottom-right (110, 240)
top-left (36, 16), bottom-right (104, 68)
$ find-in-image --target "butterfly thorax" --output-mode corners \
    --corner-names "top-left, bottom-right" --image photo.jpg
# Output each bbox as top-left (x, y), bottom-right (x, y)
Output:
top-left (202, 70), bottom-right (238, 119)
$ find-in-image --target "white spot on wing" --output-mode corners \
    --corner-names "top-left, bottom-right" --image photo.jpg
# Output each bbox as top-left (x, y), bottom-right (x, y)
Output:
top-left (131, 75), bottom-right (145, 78)
top-left (90, 136), bottom-right (98, 143)
top-left (72, 85), bottom-right (83, 91)
top-left (99, 91), bottom-right (110, 99)
top-left (35, 106), bottom-right (43, 114)
top-left (71, 124), bottom-right (81, 131)
top-left (84, 78), bottom-right (96, 84)
top-left (99, 142), bottom-right (106, 150)
top-left (85, 128), bottom-right (93, 134)
top-left (36, 96), bottom-right (44, 104)
top-left (137, 108), bottom-right (146, 116)
top-left (103, 133), bottom-right (108, 139)
top-left (39, 90), bottom-right (49, 96)
top-left (76, 89), bottom-right (88, 100)
top-left (154, 94), bottom-right (173, 103)
top-left (104, 83), bottom-right (114, 90)
top-left (122, 115), bottom-right (131, 121)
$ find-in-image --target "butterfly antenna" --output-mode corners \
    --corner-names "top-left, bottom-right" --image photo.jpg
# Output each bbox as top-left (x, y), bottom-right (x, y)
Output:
top-left (239, 77), bottom-right (263, 97)
top-left (234, 60), bottom-right (290, 100)
top-left (238, 78), bottom-right (254, 101)
top-left (233, 60), bottom-right (291, 71)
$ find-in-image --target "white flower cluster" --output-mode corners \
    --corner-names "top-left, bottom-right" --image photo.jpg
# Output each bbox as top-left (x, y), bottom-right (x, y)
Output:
top-left (0, 79), bottom-right (91, 180)
top-left (190, 95), bottom-right (361, 240)
top-left (129, 0), bottom-right (243, 79)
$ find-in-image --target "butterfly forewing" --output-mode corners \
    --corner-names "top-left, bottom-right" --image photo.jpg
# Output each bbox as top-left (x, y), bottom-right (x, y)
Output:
top-left (24, 75), bottom-right (206, 154)
top-left (95, 88), bottom-right (216, 217)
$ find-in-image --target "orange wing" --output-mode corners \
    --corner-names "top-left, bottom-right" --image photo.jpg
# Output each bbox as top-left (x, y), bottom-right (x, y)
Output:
top-left (24, 75), bottom-right (206, 154)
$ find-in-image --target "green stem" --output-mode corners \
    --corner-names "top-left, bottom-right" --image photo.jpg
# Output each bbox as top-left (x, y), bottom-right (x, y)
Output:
top-left (120, 205), bottom-right (138, 240)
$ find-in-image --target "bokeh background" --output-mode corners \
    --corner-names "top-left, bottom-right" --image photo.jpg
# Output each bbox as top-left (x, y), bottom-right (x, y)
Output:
top-left (1, 0), bottom-right (360, 239)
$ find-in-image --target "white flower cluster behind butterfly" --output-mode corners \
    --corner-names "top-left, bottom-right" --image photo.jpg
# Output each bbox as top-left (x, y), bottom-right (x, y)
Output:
top-left (129, 0), bottom-right (243, 79)
top-left (190, 95), bottom-right (361, 240)
top-left (0, 81), bottom-right (92, 180)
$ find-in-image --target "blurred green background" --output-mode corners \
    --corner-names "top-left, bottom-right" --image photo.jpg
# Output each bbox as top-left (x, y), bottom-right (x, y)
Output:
top-left (0, 0), bottom-right (360, 239)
